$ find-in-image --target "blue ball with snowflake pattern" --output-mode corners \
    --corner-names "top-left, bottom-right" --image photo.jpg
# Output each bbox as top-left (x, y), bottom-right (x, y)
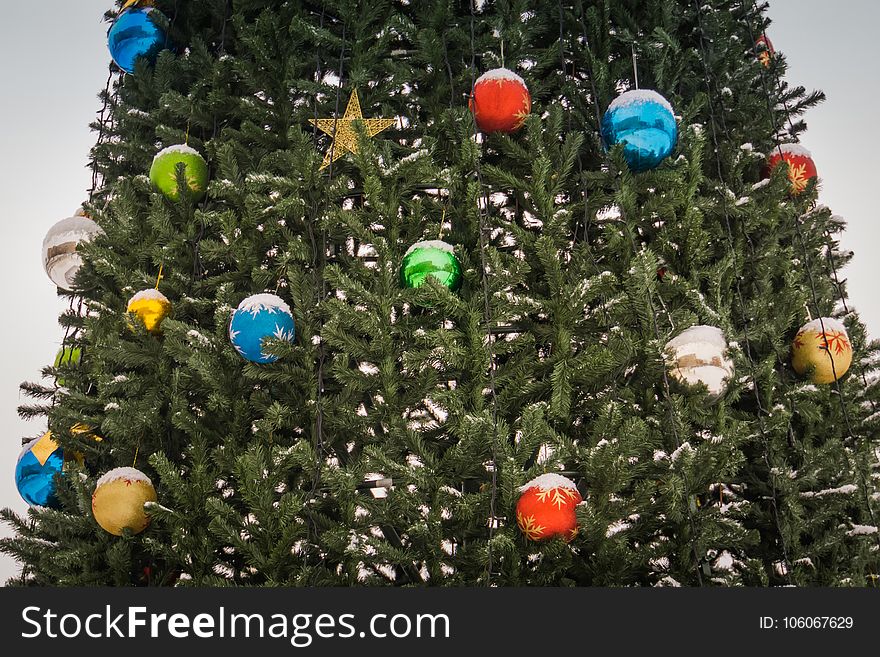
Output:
top-left (228, 294), bottom-right (295, 363)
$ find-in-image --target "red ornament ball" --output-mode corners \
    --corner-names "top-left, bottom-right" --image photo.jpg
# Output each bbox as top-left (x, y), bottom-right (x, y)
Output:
top-left (766, 143), bottom-right (818, 195)
top-left (516, 474), bottom-right (582, 542)
top-left (755, 34), bottom-right (775, 68)
top-left (469, 68), bottom-right (531, 134)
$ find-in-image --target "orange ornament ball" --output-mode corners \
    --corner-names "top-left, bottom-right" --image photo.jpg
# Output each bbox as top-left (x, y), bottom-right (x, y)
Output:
top-left (516, 473), bottom-right (582, 542)
top-left (755, 34), bottom-right (775, 68)
top-left (469, 68), bottom-right (531, 134)
top-left (766, 144), bottom-right (817, 195)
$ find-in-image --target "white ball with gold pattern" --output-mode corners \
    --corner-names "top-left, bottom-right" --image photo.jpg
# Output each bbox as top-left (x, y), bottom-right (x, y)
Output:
top-left (42, 211), bottom-right (105, 291)
top-left (664, 325), bottom-right (734, 400)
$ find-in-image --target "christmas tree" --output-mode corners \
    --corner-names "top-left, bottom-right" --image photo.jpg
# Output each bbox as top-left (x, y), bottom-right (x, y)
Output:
top-left (3, 0), bottom-right (879, 587)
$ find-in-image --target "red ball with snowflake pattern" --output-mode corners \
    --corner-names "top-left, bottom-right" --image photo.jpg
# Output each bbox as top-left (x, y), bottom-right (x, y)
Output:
top-left (469, 68), bottom-right (532, 134)
top-left (766, 144), bottom-right (818, 195)
top-left (516, 474), bottom-right (582, 542)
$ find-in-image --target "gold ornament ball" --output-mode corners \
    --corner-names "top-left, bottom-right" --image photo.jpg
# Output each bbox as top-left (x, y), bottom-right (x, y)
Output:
top-left (92, 467), bottom-right (157, 536)
top-left (127, 289), bottom-right (172, 334)
top-left (791, 318), bottom-right (853, 384)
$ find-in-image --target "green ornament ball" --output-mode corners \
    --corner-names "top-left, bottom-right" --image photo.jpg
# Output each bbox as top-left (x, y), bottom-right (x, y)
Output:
top-left (400, 240), bottom-right (462, 292)
top-left (149, 144), bottom-right (209, 202)
top-left (54, 346), bottom-right (82, 387)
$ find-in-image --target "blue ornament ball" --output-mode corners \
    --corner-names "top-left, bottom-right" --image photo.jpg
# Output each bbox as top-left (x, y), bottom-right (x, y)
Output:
top-left (107, 8), bottom-right (167, 75)
top-left (601, 89), bottom-right (678, 172)
top-left (229, 293), bottom-right (296, 364)
top-left (15, 432), bottom-right (64, 508)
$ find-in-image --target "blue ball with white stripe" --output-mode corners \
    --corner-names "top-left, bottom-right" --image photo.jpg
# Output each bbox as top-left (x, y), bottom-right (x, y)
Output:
top-left (229, 294), bottom-right (296, 363)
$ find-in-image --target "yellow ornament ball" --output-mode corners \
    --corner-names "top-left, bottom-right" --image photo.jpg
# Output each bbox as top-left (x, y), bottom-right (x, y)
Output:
top-left (791, 317), bottom-right (853, 384)
top-left (127, 288), bottom-right (171, 334)
top-left (92, 467), bottom-right (157, 536)
top-left (71, 423), bottom-right (103, 443)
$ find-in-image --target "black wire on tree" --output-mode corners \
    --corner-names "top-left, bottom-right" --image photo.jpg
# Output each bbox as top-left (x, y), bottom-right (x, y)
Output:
top-left (740, 0), bottom-right (880, 554)
top-left (598, 40), bottom-right (707, 586)
top-left (691, 0), bottom-right (793, 583)
top-left (468, 0), bottom-right (501, 586)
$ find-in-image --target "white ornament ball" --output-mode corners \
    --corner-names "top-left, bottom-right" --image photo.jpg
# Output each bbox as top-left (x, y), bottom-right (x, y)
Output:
top-left (664, 325), bottom-right (734, 400)
top-left (42, 214), bottom-right (105, 291)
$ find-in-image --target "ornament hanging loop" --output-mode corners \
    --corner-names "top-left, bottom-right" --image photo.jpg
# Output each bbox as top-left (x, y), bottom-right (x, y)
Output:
top-left (631, 43), bottom-right (640, 89)
top-left (155, 262), bottom-right (164, 289)
top-left (185, 106), bottom-right (194, 146)
top-left (132, 434), bottom-right (142, 468)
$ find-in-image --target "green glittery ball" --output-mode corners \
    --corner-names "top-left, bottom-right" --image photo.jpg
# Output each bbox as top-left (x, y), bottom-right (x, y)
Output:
top-left (149, 144), bottom-right (209, 202)
top-left (400, 240), bottom-right (462, 292)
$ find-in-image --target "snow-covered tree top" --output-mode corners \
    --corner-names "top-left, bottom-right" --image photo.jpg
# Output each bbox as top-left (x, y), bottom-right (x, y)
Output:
top-left (607, 89), bottom-right (674, 114)
top-left (236, 293), bottom-right (292, 316)
top-left (665, 325), bottom-right (727, 351)
top-left (475, 67), bottom-right (526, 86)
top-left (404, 239), bottom-right (455, 257)
top-left (519, 473), bottom-right (578, 492)
top-left (798, 317), bottom-right (847, 335)
top-left (97, 467), bottom-right (153, 488)
top-left (154, 143), bottom-right (202, 160)
top-left (128, 288), bottom-right (169, 304)
top-left (776, 143), bottom-right (812, 158)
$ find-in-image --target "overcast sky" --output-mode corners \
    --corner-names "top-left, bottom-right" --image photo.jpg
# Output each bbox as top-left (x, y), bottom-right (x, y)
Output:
top-left (0, 0), bottom-right (876, 584)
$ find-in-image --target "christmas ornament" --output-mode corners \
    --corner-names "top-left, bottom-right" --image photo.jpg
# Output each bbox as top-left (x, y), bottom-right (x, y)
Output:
top-left (71, 423), bottom-right (102, 446)
top-left (755, 34), bottom-right (775, 67)
top-left (150, 144), bottom-right (209, 202)
top-left (92, 467), bottom-right (156, 536)
top-left (229, 293), bottom-right (296, 363)
top-left (516, 473), bottom-right (582, 542)
top-left (791, 317), bottom-right (852, 384)
top-left (601, 89), bottom-right (678, 172)
top-left (54, 346), bottom-right (82, 387)
top-left (42, 214), bottom-right (105, 291)
top-left (15, 432), bottom-right (64, 508)
top-left (107, 6), bottom-right (167, 74)
top-left (469, 68), bottom-right (532, 134)
top-left (400, 240), bottom-right (462, 292)
top-left (766, 144), bottom-right (817, 195)
top-left (54, 346), bottom-right (81, 369)
top-left (127, 288), bottom-right (172, 334)
top-left (665, 325), bottom-right (734, 400)
top-left (656, 258), bottom-right (670, 282)
top-left (308, 90), bottom-right (396, 170)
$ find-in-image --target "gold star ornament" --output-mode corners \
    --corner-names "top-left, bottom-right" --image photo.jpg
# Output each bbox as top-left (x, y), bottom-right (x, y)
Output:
top-left (309, 90), bottom-right (396, 170)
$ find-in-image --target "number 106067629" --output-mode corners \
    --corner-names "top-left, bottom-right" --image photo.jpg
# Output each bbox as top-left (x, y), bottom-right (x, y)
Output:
top-left (760, 617), bottom-right (854, 629)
